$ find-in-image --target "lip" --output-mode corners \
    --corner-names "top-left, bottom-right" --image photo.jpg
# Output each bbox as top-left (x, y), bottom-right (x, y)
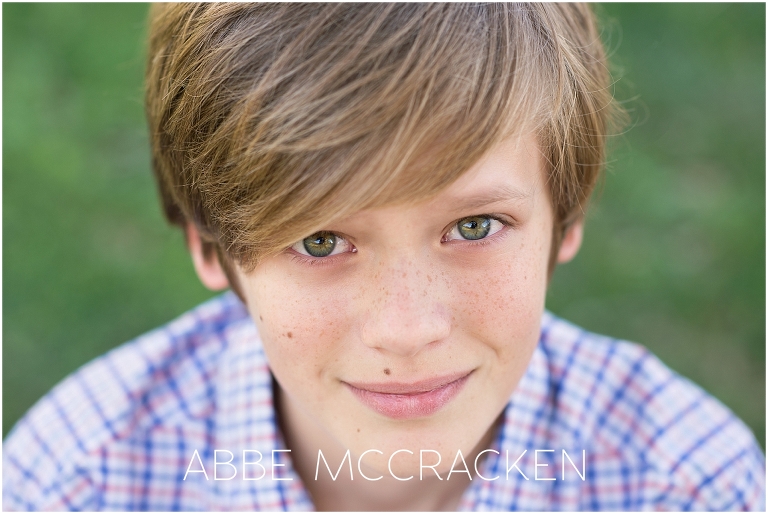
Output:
top-left (344, 371), bottom-right (472, 420)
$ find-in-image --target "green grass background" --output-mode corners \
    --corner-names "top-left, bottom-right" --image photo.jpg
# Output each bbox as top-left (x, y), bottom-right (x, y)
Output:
top-left (4, 4), bottom-right (765, 449)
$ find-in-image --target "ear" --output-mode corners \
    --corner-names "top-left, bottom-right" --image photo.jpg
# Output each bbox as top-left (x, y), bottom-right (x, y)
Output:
top-left (186, 223), bottom-right (230, 291)
top-left (556, 220), bottom-right (583, 264)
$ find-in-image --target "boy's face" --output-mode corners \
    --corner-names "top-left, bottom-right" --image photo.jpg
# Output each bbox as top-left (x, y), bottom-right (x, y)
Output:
top-left (230, 133), bottom-right (576, 475)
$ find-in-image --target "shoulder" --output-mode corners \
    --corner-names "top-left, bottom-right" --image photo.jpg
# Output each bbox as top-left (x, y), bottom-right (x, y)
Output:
top-left (540, 312), bottom-right (766, 510)
top-left (2, 292), bottom-right (255, 511)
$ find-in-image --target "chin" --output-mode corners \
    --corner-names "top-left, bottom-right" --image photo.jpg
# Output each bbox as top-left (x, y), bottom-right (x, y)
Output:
top-left (342, 420), bottom-right (490, 477)
top-left (342, 441), bottom-right (487, 482)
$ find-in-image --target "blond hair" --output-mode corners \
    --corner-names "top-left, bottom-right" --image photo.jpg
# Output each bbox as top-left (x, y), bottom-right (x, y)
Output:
top-left (146, 3), bottom-right (619, 273)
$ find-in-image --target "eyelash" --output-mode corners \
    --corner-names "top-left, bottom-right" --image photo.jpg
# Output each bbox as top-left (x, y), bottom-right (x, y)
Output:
top-left (441, 214), bottom-right (513, 246)
top-left (287, 233), bottom-right (356, 267)
top-left (287, 252), bottom-right (344, 267)
top-left (287, 214), bottom-right (513, 266)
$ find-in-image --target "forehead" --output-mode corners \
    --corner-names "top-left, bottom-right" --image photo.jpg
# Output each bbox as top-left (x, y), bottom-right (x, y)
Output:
top-left (384, 131), bottom-right (549, 224)
top-left (434, 132), bottom-right (545, 207)
top-left (333, 132), bottom-right (549, 230)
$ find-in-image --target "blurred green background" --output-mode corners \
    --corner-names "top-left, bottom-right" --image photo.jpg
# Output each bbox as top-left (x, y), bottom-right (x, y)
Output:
top-left (4, 4), bottom-right (765, 449)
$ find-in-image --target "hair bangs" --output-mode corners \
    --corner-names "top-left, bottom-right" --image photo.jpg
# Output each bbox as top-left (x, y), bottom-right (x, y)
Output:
top-left (194, 4), bottom-right (550, 270)
top-left (147, 3), bottom-right (619, 273)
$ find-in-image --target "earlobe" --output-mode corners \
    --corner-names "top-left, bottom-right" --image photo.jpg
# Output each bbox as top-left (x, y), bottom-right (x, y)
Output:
top-left (186, 223), bottom-right (230, 291)
top-left (556, 221), bottom-right (584, 264)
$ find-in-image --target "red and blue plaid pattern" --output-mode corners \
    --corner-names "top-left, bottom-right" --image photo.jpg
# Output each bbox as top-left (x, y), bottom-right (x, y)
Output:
top-left (4, 292), bottom-right (765, 510)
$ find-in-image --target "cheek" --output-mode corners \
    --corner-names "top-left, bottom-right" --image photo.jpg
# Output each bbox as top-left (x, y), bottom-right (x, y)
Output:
top-left (242, 267), bottom-right (351, 385)
top-left (449, 226), bottom-right (550, 356)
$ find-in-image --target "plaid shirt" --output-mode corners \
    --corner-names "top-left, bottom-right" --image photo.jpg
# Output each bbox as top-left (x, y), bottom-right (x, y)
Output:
top-left (4, 292), bottom-right (765, 510)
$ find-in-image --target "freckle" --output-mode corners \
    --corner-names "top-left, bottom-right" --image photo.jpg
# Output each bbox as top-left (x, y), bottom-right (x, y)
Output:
top-left (259, 315), bottom-right (263, 321)
top-left (357, 428), bottom-right (361, 433)
top-left (384, 368), bottom-right (391, 375)
top-left (287, 332), bottom-right (293, 338)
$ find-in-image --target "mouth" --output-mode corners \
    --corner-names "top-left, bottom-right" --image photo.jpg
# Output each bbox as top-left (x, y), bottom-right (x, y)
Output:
top-left (344, 371), bottom-right (473, 420)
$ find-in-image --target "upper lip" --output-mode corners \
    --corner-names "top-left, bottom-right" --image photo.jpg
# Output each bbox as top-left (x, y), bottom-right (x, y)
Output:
top-left (344, 370), bottom-right (472, 395)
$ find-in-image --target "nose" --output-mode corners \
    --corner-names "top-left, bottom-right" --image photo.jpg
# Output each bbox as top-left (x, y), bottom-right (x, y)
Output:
top-left (358, 256), bottom-right (451, 357)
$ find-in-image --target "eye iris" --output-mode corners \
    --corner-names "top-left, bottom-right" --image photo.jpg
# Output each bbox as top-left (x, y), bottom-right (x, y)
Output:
top-left (303, 232), bottom-right (336, 257)
top-left (458, 216), bottom-right (491, 240)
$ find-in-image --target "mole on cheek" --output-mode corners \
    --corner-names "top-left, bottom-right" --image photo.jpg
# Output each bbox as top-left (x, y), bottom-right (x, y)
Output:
top-left (383, 368), bottom-right (391, 375)
top-left (287, 332), bottom-right (293, 339)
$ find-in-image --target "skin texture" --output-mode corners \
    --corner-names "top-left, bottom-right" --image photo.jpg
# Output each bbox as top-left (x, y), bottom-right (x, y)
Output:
top-left (188, 133), bottom-right (583, 510)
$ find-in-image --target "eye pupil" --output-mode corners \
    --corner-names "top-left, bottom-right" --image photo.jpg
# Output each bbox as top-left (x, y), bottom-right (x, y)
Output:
top-left (303, 232), bottom-right (336, 257)
top-left (458, 216), bottom-right (491, 240)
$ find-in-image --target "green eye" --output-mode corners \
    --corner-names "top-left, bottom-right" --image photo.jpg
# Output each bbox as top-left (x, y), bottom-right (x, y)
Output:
top-left (457, 216), bottom-right (492, 240)
top-left (290, 231), bottom-right (355, 260)
top-left (302, 232), bottom-right (336, 257)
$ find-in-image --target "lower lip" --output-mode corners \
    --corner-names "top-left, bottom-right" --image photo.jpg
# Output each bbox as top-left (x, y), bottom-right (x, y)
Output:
top-left (346, 374), bottom-right (471, 420)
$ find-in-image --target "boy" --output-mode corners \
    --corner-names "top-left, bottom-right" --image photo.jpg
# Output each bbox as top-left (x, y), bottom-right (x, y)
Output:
top-left (4, 3), bottom-right (765, 511)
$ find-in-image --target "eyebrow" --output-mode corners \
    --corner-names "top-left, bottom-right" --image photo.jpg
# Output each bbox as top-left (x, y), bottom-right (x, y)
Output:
top-left (445, 184), bottom-right (532, 212)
